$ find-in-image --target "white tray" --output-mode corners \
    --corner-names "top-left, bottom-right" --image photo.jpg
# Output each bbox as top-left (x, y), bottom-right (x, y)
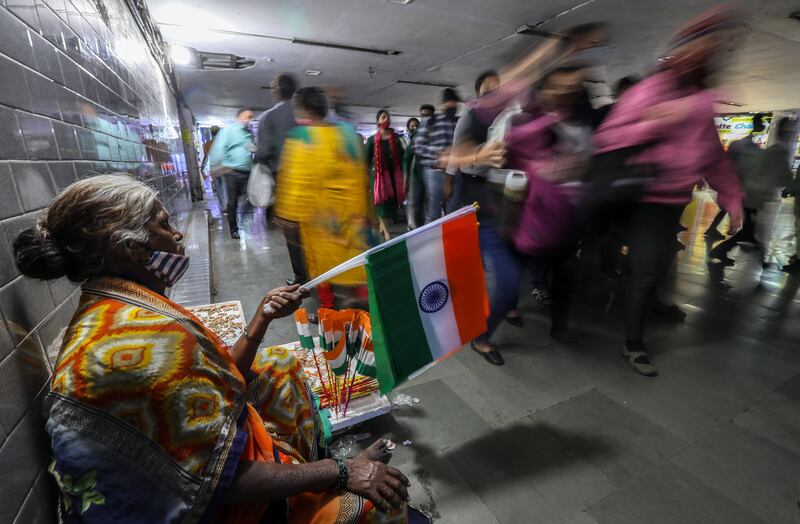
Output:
top-left (325, 391), bottom-right (392, 434)
top-left (188, 300), bottom-right (246, 348)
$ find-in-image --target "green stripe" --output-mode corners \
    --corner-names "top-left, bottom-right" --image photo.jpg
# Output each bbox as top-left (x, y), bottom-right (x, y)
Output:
top-left (367, 240), bottom-right (432, 393)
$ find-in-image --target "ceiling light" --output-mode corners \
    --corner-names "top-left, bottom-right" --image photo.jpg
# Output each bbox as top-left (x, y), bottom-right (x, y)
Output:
top-left (305, 70), bottom-right (322, 76)
top-left (397, 80), bottom-right (456, 88)
top-left (169, 45), bottom-right (196, 66)
top-left (291, 38), bottom-right (400, 56)
top-left (386, 0), bottom-right (414, 4)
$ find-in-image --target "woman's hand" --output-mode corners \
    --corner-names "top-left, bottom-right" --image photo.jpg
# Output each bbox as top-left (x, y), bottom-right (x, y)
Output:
top-left (475, 141), bottom-right (506, 168)
top-left (345, 454), bottom-right (410, 513)
top-left (259, 285), bottom-right (309, 320)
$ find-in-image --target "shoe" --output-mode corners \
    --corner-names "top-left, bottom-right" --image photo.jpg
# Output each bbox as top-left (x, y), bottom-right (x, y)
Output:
top-left (307, 313), bottom-right (319, 324)
top-left (709, 253), bottom-right (735, 266)
top-left (231, 231), bottom-right (240, 240)
top-left (504, 313), bottom-right (524, 328)
top-left (652, 302), bottom-right (686, 323)
top-left (621, 346), bottom-right (658, 377)
top-left (471, 341), bottom-right (504, 366)
top-left (531, 288), bottom-right (553, 306)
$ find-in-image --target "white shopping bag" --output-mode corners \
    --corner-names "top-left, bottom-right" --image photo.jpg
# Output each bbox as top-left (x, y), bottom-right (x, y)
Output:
top-left (247, 163), bottom-right (275, 208)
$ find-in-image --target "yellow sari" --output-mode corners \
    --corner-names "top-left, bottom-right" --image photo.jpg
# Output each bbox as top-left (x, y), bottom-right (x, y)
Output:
top-left (276, 123), bottom-right (372, 286)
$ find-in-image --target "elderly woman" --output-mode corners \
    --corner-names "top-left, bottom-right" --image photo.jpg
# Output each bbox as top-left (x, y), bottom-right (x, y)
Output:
top-left (13, 174), bottom-right (412, 523)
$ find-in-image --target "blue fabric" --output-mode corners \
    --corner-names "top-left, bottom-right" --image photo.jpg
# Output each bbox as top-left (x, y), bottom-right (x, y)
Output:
top-left (476, 224), bottom-right (524, 343)
top-left (48, 420), bottom-right (192, 523)
top-left (214, 175), bottom-right (228, 210)
top-left (209, 123), bottom-right (254, 172)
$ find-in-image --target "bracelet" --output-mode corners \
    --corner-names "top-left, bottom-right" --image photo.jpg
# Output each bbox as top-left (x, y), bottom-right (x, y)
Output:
top-left (332, 458), bottom-right (349, 490)
top-left (242, 326), bottom-right (263, 345)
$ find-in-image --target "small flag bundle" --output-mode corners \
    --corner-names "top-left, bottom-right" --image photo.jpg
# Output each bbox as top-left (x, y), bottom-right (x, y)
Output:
top-left (294, 308), bottom-right (379, 416)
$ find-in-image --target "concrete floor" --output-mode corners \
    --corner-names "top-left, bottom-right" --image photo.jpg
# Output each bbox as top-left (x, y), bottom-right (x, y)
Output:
top-left (207, 192), bottom-right (800, 524)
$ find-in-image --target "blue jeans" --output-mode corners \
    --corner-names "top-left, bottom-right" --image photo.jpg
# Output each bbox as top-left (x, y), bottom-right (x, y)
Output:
top-left (423, 169), bottom-right (464, 224)
top-left (475, 224), bottom-right (524, 344)
top-left (214, 175), bottom-right (228, 211)
top-left (406, 174), bottom-right (426, 229)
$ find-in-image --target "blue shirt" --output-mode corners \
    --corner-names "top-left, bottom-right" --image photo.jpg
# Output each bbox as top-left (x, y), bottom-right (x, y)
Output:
top-left (209, 123), bottom-right (254, 172)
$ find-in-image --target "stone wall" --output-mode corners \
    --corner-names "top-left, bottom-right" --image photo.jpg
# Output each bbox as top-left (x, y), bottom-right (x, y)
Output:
top-left (0, 0), bottom-right (192, 520)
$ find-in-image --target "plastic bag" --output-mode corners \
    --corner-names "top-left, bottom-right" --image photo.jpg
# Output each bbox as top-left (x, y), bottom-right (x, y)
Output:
top-left (247, 163), bottom-right (275, 208)
top-left (390, 393), bottom-right (420, 407)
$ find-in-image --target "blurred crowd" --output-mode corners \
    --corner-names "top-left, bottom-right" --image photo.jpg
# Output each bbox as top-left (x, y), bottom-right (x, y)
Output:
top-left (204, 6), bottom-right (799, 377)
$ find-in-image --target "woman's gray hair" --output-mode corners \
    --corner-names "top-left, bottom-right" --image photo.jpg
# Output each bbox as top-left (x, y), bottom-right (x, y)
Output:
top-left (13, 174), bottom-right (160, 282)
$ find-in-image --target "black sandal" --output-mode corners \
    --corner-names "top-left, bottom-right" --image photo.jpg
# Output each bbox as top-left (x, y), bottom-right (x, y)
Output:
top-left (471, 341), bottom-right (505, 366)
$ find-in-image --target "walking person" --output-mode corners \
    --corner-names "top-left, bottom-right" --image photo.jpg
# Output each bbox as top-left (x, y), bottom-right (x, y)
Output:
top-left (275, 87), bottom-right (372, 310)
top-left (201, 125), bottom-right (226, 211)
top-left (209, 108), bottom-right (256, 239)
top-left (705, 113), bottom-right (766, 240)
top-left (592, 7), bottom-right (745, 376)
top-left (403, 117), bottom-right (425, 230)
top-left (414, 88), bottom-right (461, 223)
top-left (710, 117), bottom-right (796, 266)
top-left (366, 110), bottom-right (406, 241)
top-left (782, 164), bottom-right (800, 272)
top-left (255, 73), bottom-right (306, 285)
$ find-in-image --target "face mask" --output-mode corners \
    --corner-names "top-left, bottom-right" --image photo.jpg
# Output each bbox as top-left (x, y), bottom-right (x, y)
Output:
top-left (444, 107), bottom-right (457, 118)
top-left (378, 121), bottom-right (390, 129)
top-left (144, 251), bottom-right (190, 287)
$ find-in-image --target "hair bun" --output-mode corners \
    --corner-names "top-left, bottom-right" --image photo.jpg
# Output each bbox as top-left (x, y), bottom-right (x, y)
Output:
top-left (13, 224), bottom-right (70, 280)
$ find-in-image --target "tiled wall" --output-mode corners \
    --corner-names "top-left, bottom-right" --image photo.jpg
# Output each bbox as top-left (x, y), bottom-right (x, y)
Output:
top-left (0, 0), bottom-right (192, 521)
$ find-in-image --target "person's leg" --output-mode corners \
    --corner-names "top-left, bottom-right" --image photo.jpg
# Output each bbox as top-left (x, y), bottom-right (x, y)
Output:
top-left (378, 217), bottom-right (392, 241)
top-left (414, 174), bottom-right (426, 228)
top-left (549, 249), bottom-right (576, 337)
top-left (474, 225), bottom-right (523, 364)
top-left (317, 283), bottom-right (335, 309)
top-left (704, 208), bottom-right (726, 237)
top-left (214, 175), bottom-right (228, 211)
top-left (406, 175), bottom-right (418, 230)
top-left (623, 204), bottom-right (684, 375)
top-left (445, 174), bottom-right (463, 214)
top-left (224, 173), bottom-right (240, 234)
top-left (282, 220), bottom-right (307, 283)
top-left (423, 169), bottom-right (445, 224)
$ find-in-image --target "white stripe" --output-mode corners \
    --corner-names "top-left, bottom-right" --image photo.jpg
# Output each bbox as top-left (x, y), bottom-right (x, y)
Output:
top-left (405, 225), bottom-right (461, 360)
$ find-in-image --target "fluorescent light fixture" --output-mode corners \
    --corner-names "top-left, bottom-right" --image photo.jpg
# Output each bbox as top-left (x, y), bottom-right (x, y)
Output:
top-left (169, 45), bottom-right (195, 66)
top-left (717, 100), bottom-right (744, 107)
top-left (397, 80), bottom-right (456, 88)
top-left (291, 38), bottom-right (400, 56)
top-left (305, 70), bottom-right (322, 76)
top-left (386, 0), bottom-right (414, 4)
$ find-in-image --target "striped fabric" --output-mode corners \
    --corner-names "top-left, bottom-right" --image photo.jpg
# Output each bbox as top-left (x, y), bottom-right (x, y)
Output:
top-left (413, 112), bottom-right (459, 170)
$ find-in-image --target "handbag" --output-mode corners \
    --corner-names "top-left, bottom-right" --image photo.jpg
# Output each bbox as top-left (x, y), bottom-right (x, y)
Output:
top-left (247, 163), bottom-right (275, 208)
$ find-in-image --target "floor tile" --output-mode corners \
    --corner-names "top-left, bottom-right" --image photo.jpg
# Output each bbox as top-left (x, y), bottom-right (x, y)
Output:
top-left (444, 418), bottom-right (616, 524)
top-left (588, 462), bottom-right (767, 524)
top-left (733, 375), bottom-right (800, 457)
top-left (528, 390), bottom-right (688, 487)
top-left (672, 422), bottom-right (800, 524)
top-left (403, 451), bottom-right (499, 524)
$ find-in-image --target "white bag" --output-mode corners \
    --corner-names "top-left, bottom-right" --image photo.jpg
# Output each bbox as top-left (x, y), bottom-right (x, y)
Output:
top-left (247, 163), bottom-right (275, 208)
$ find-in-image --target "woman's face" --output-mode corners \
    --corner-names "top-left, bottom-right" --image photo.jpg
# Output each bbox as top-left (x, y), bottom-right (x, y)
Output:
top-left (145, 202), bottom-right (184, 256)
top-left (378, 112), bottom-right (390, 126)
top-left (408, 120), bottom-right (419, 133)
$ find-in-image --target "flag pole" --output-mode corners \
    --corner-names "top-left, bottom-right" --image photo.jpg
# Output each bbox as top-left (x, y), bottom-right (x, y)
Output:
top-left (302, 206), bottom-right (477, 290)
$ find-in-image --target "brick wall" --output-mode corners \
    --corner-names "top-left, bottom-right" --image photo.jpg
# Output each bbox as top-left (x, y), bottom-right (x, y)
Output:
top-left (0, 0), bottom-right (192, 521)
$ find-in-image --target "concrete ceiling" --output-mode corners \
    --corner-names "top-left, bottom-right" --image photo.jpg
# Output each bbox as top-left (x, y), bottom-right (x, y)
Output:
top-left (146, 0), bottom-right (800, 125)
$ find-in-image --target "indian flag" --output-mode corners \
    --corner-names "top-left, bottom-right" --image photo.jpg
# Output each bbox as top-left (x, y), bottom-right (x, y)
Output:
top-left (294, 309), bottom-right (315, 349)
top-left (366, 207), bottom-right (488, 393)
top-left (319, 310), bottom-right (349, 376)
